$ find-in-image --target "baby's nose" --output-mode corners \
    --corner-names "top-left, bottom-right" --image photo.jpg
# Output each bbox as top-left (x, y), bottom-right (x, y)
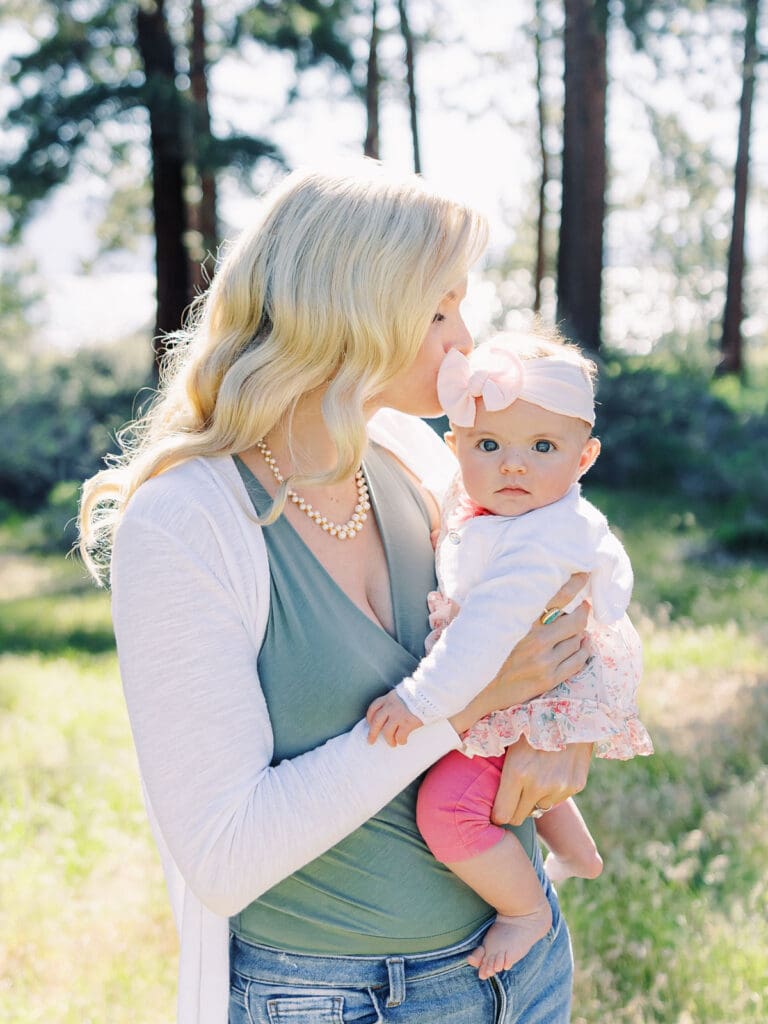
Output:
top-left (501, 452), bottom-right (527, 473)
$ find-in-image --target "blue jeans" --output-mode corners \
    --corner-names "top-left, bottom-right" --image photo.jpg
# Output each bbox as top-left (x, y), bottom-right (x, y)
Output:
top-left (229, 853), bottom-right (573, 1023)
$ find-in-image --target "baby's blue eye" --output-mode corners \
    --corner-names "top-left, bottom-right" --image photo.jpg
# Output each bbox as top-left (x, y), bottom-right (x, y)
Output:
top-left (478, 439), bottom-right (499, 452)
top-left (534, 440), bottom-right (554, 453)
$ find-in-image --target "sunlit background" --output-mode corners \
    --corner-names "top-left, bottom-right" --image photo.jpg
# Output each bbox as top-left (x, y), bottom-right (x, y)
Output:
top-left (1, 3), bottom-right (767, 1023)
top-left (2, 0), bottom-right (767, 359)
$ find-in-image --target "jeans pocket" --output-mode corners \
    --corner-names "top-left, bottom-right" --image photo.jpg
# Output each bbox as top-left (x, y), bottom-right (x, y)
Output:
top-left (266, 994), bottom-right (344, 1022)
top-left (241, 980), bottom-right (384, 1024)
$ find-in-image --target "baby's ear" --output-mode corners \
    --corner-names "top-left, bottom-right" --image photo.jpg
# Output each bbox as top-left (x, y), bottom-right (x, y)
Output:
top-left (443, 430), bottom-right (456, 454)
top-left (578, 436), bottom-right (601, 478)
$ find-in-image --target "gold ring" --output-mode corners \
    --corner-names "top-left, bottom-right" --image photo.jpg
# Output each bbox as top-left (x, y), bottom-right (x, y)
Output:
top-left (540, 607), bottom-right (563, 625)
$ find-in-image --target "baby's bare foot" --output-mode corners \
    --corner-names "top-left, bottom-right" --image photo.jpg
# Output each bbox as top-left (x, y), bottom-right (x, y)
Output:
top-left (466, 902), bottom-right (552, 980)
top-left (545, 850), bottom-right (603, 884)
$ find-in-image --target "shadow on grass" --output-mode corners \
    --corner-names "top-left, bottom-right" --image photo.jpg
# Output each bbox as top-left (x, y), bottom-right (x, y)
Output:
top-left (0, 625), bottom-right (116, 656)
top-left (0, 590), bottom-right (115, 657)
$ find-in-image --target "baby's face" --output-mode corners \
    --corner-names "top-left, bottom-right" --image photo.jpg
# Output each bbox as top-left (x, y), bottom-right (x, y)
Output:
top-left (447, 399), bottom-right (600, 517)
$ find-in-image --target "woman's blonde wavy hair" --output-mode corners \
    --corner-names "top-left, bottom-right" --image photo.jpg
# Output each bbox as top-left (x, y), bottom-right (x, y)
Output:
top-left (79, 161), bottom-right (488, 583)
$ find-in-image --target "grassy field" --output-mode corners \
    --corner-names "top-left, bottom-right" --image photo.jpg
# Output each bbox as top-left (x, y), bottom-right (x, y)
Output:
top-left (1, 489), bottom-right (766, 1023)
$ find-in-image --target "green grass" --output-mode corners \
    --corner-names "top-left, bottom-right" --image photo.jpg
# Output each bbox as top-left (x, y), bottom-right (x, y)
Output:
top-left (565, 487), bottom-right (768, 1022)
top-left (0, 553), bottom-right (177, 1024)
top-left (2, 491), bottom-right (767, 1023)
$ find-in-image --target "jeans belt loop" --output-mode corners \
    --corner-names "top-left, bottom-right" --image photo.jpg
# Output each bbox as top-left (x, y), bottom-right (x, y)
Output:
top-left (385, 956), bottom-right (406, 1007)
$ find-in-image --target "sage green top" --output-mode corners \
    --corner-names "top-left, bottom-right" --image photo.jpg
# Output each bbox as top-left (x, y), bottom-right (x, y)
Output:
top-left (230, 443), bottom-right (535, 955)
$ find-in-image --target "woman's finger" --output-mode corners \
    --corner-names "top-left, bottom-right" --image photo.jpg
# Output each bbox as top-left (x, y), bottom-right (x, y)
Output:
top-left (552, 641), bottom-right (592, 687)
top-left (543, 601), bottom-right (589, 643)
top-left (491, 760), bottom-right (524, 825)
top-left (494, 739), bottom-right (594, 825)
top-left (507, 785), bottom-right (540, 826)
top-left (545, 572), bottom-right (589, 614)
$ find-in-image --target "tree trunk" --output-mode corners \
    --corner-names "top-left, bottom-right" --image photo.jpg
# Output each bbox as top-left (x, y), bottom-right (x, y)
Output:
top-left (189, 0), bottom-right (219, 293)
top-left (556, 0), bottom-right (608, 352)
top-left (364, 0), bottom-right (380, 158)
top-left (136, 0), bottom-right (191, 378)
top-left (397, 0), bottom-right (421, 173)
top-left (717, 0), bottom-right (758, 377)
top-left (533, 0), bottom-right (549, 313)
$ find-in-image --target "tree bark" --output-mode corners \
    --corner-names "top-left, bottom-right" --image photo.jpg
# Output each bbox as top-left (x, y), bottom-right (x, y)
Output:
top-left (533, 0), bottom-right (549, 313)
top-left (556, 0), bottom-right (608, 352)
top-left (136, 0), bottom-right (191, 378)
top-left (717, 0), bottom-right (759, 377)
top-left (364, 0), bottom-right (380, 158)
top-left (189, 0), bottom-right (219, 293)
top-left (397, 0), bottom-right (421, 173)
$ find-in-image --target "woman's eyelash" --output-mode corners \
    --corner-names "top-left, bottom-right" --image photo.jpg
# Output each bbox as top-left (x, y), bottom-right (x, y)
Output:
top-left (432, 312), bottom-right (446, 323)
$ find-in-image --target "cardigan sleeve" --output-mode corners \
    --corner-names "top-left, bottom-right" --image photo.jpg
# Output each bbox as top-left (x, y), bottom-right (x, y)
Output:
top-left (111, 499), bottom-right (460, 918)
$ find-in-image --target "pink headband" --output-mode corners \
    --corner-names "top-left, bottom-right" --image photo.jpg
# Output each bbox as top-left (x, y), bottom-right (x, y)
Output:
top-left (437, 344), bottom-right (596, 428)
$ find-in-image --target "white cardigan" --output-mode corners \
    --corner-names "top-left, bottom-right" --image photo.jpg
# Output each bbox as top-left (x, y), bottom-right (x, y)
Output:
top-left (110, 410), bottom-right (460, 1024)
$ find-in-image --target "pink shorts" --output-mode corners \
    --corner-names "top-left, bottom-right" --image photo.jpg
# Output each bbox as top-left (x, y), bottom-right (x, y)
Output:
top-left (416, 750), bottom-right (508, 863)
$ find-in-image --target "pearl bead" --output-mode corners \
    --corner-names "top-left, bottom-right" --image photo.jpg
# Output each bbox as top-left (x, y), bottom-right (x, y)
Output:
top-left (256, 438), bottom-right (370, 541)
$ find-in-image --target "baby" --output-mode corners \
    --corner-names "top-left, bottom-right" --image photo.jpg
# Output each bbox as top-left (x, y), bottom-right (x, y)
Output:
top-left (367, 330), bottom-right (653, 980)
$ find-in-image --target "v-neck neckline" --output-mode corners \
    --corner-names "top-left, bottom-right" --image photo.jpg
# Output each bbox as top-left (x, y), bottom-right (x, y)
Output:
top-left (233, 449), bottom-right (402, 644)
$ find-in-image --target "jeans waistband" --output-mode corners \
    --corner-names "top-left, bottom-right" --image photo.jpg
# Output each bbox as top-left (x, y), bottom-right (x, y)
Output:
top-left (230, 916), bottom-right (495, 989)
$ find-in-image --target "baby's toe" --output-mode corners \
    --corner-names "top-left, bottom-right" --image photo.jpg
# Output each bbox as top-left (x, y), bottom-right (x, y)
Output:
top-left (466, 945), bottom-right (484, 969)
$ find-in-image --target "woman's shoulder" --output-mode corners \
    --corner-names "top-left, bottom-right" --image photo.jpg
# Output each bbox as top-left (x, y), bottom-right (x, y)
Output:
top-left (120, 455), bottom-right (254, 543)
top-left (367, 409), bottom-right (457, 500)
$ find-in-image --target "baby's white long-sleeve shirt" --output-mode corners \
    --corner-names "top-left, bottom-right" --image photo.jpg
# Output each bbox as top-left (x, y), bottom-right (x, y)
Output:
top-left (395, 484), bottom-right (633, 723)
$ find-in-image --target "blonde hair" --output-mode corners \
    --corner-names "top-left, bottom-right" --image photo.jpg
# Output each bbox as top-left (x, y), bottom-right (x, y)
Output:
top-left (79, 162), bottom-right (487, 583)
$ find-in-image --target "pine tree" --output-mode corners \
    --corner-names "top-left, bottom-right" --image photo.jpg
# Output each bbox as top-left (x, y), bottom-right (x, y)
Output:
top-left (0, 0), bottom-right (354, 373)
top-left (556, 0), bottom-right (609, 352)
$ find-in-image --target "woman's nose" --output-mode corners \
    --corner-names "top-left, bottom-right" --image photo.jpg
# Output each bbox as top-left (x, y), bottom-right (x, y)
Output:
top-left (447, 316), bottom-right (473, 356)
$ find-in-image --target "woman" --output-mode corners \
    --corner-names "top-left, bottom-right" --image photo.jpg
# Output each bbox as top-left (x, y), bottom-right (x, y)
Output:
top-left (80, 162), bottom-right (593, 1024)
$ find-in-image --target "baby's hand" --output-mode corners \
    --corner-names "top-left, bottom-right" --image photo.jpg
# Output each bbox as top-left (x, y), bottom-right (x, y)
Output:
top-left (366, 692), bottom-right (423, 747)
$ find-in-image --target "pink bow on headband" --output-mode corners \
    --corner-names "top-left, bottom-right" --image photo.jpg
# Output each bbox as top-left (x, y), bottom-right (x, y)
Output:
top-left (437, 346), bottom-right (525, 427)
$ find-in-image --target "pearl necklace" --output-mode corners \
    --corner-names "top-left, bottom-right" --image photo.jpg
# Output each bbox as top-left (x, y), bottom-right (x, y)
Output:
top-left (256, 439), bottom-right (371, 540)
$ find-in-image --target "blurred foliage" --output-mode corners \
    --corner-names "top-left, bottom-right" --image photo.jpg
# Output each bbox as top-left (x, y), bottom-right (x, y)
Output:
top-left (232, 0), bottom-right (356, 75)
top-left (1, 341), bottom-right (766, 555)
top-left (592, 354), bottom-right (768, 552)
top-left (0, 339), bottom-right (152, 535)
top-left (0, 0), bottom-right (359, 236)
top-left (0, 265), bottom-right (43, 359)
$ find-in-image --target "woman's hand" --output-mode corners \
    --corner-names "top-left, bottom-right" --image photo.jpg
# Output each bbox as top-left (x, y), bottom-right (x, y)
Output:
top-left (492, 738), bottom-right (593, 826)
top-left (448, 573), bottom-right (590, 735)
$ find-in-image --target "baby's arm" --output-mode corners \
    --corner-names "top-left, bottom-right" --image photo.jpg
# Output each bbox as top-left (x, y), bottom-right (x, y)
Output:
top-left (395, 536), bottom-right (581, 725)
top-left (366, 691), bottom-right (422, 746)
